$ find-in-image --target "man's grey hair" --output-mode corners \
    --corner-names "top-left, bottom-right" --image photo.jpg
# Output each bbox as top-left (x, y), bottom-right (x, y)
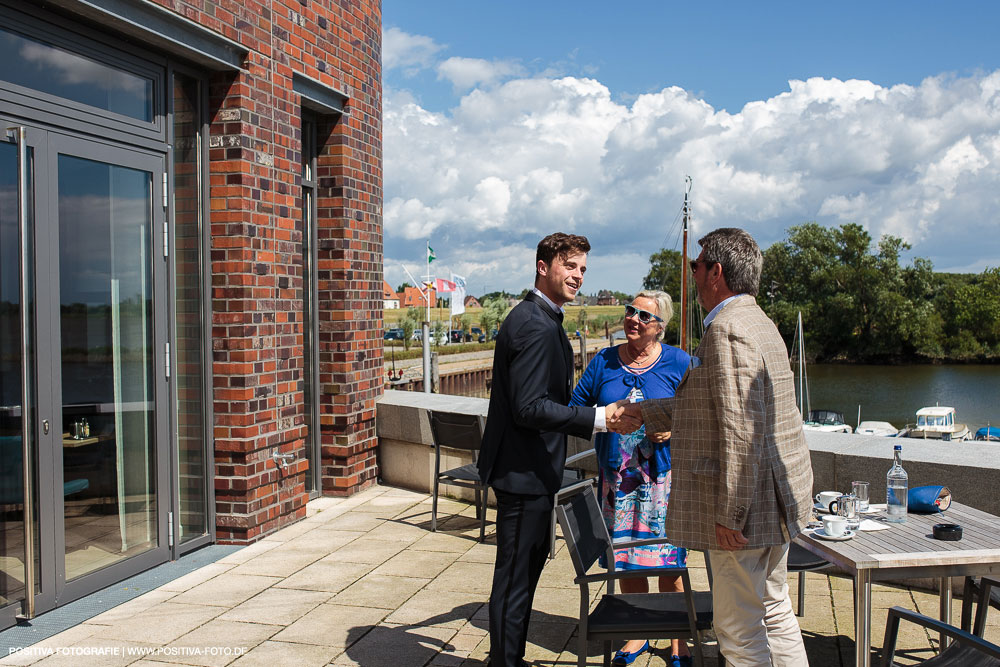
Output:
top-left (698, 227), bottom-right (763, 296)
top-left (635, 290), bottom-right (673, 341)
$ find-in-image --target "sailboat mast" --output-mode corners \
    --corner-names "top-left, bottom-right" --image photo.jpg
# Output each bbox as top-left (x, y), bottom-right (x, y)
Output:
top-left (680, 176), bottom-right (691, 352)
top-left (795, 310), bottom-right (810, 417)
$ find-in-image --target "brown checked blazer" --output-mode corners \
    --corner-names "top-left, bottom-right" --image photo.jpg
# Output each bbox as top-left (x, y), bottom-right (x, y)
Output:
top-left (640, 295), bottom-right (813, 551)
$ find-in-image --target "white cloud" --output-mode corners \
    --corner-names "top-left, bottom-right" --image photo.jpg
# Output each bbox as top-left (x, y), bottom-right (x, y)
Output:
top-left (436, 56), bottom-right (524, 91)
top-left (385, 70), bottom-right (1000, 292)
top-left (382, 27), bottom-right (445, 73)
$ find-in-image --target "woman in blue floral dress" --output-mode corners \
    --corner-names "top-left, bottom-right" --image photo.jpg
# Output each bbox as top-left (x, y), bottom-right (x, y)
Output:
top-left (570, 290), bottom-right (691, 666)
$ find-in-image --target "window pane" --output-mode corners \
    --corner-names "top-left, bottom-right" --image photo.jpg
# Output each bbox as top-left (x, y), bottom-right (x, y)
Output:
top-left (0, 26), bottom-right (153, 122)
top-left (173, 73), bottom-right (207, 541)
top-left (59, 155), bottom-right (157, 580)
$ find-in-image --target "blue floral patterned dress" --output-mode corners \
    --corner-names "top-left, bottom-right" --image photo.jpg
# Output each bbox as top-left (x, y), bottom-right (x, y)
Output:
top-left (570, 343), bottom-right (690, 570)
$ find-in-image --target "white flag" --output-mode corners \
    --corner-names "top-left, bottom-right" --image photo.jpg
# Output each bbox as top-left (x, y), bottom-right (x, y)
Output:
top-left (450, 273), bottom-right (466, 317)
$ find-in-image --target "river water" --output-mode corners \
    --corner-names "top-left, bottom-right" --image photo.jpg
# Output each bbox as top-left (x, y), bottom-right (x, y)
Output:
top-left (805, 364), bottom-right (1000, 432)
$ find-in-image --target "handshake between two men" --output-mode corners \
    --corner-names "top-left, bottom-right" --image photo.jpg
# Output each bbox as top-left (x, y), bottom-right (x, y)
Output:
top-left (603, 400), bottom-right (649, 436)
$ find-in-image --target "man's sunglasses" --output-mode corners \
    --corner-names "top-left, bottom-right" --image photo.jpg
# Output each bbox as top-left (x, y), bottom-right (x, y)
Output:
top-left (624, 305), bottom-right (663, 324)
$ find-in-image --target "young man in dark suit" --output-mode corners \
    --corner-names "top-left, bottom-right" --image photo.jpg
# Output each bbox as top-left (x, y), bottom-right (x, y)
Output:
top-left (479, 232), bottom-right (635, 667)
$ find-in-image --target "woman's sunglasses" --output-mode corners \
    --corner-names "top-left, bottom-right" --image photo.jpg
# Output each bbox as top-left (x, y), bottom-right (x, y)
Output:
top-left (624, 305), bottom-right (663, 324)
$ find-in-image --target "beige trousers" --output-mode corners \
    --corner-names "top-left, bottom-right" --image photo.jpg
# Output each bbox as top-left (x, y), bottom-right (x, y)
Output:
top-left (708, 544), bottom-right (809, 666)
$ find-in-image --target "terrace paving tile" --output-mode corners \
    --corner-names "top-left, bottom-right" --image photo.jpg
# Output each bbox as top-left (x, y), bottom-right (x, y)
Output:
top-left (169, 575), bottom-right (282, 608)
top-left (269, 604), bottom-right (387, 648)
top-left (331, 574), bottom-right (430, 610)
top-left (227, 641), bottom-right (339, 667)
top-left (217, 588), bottom-right (333, 625)
top-left (7, 484), bottom-right (994, 667)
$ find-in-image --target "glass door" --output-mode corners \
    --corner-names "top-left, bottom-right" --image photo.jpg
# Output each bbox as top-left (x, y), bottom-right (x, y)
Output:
top-left (0, 125), bottom-right (44, 624)
top-left (47, 134), bottom-right (169, 598)
top-left (0, 121), bottom-right (169, 619)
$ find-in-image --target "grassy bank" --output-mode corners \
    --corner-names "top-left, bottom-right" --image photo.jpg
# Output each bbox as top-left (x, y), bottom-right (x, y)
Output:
top-left (383, 304), bottom-right (627, 333)
top-left (384, 340), bottom-right (496, 359)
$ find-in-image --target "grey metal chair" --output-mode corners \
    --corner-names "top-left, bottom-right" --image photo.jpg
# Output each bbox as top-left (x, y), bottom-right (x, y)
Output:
top-left (428, 411), bottom-right (489, 542)
top-left (555, 486), bottom-right (718, 667)
top-left (550, 448), bottom-right (597, 559)
top-left (961, 576), bottom-right (1000, 635)
top-left (788, 541), bottom-right (831, 616)
top-left (881, 576), bottom-right (1000, 666)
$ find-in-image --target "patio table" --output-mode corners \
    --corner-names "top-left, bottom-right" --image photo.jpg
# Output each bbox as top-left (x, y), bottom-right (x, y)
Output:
top-left (794, 501), bottom-right (1000, 667)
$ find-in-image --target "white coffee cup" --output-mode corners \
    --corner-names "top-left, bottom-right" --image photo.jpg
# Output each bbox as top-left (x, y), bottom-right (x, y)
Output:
top-left (822, 514), bottom-right (849, 537)
top-left (815, 491), bottom-right (841, 512)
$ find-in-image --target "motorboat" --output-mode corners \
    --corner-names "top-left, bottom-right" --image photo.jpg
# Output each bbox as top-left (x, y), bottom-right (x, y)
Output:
top-left (855, 421), bottom-right (899, 437)
top-left (901, 406), bottom-right (971, 441)
top-left (974, 426), bottom-right (1000, 442)
top-left (802, 409), bottom-right (853, 434)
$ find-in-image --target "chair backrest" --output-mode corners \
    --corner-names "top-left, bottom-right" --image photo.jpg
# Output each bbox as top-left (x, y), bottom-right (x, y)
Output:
top-left (428, 411), bottom-right (484, 453)
top-left (964, 576), bottom-right (1000, 637)
top-left (555, 485), bottom-right (612, 577)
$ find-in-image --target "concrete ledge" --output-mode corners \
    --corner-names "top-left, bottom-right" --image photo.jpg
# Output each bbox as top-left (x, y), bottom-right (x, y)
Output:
top-left (376, 390), bottom-right (592, 503)
top-left (378, 390), bottom-right (1000, 517)
top-left (805, 429), bottom-right (1000, 517)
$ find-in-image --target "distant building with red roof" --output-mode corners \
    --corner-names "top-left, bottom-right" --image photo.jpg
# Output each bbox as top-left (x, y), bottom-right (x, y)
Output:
top-left (400, 285), bottom-right (435, 308)
top-left (383, 280), bottom-right (400, 309)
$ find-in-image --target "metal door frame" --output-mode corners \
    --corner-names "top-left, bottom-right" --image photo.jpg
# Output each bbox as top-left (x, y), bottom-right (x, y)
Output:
top-left (43, 130), bottom-right (171, 605)
top-left (0, 122), bottom-right (57, 628)
top-left (0, 121), bottom-right (171, 620)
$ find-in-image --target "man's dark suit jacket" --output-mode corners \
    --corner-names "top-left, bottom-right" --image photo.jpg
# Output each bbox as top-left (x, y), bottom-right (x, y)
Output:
top-left (479, 292), bottom-right (596, 496)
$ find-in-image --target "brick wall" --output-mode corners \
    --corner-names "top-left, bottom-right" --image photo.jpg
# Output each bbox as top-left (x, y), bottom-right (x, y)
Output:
top-left (152, 0), bottom-right (383, 543)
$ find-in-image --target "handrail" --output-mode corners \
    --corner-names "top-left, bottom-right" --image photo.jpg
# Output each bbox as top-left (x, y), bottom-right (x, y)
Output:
top-left (8, 125), bottom-right (35, 619)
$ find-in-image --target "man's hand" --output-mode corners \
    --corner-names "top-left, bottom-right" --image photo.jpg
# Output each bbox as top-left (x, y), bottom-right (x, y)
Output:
top-left (647, 430), bottom-right (671, 443)
top-left (605, 400), bottom-right (642, 434)
top-left (715, 523), bottom-right (749, 551)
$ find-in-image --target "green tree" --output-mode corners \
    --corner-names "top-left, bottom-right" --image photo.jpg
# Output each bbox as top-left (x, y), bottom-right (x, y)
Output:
top-left (760, 222), bottom-right (937, 361)
top-left (940, 267), bottom-right (1000, 358)
top-left (432, 320), bottom-right (446, 346)
top-left (479, 296), bottom-right (509, 337)
top-left (642, 249), bottom-right (683, 300)
top-left (395, 281), bottom-right (413, 293)
top-left (400, 307), bottom-right (421, 350)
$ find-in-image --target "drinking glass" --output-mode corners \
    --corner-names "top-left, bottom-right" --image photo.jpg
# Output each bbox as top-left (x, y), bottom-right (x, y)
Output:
top-left (837, 494), bottom-right (860, 531)
top-left (852, 481), bottom-right (870, 512)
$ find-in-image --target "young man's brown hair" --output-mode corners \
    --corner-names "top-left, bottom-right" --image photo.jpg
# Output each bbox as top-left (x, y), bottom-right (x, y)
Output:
top-left (535, 232), bottom-right (591, 275)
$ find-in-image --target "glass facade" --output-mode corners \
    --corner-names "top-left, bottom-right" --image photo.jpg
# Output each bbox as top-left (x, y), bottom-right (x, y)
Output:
top-left (58, 155), bottom-right (157, 580)
top-left (301, 117), bottom-right (320, 493)
top-left (172, 73), bottom-right (207, 541)
top-left (0, 25), bottom-right (154, 122)
top-left (0, 2), bottom-right (212, 625)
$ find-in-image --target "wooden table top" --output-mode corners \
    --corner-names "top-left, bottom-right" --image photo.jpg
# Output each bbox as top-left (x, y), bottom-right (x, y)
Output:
top-left (61, 433), bottom-right (111, 448)
top-left (795, 501), bottom-right (1000, 575)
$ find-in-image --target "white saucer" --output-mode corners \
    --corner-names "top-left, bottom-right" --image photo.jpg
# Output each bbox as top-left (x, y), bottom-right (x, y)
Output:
top-left (813, 503), bottom-right (834, 514)
top-left (812, 528), bottom-right (855, 541)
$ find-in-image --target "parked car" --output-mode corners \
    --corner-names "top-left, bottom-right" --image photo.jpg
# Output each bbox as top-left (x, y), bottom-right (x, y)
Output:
top-left (449, 329), bottom-right (465, 344)
top-left (470, 327), bottom-right (485, 343)
top-left (413, 329), bottom-right (447, 345)
top-left (383, 328), bottom-right (405, 340)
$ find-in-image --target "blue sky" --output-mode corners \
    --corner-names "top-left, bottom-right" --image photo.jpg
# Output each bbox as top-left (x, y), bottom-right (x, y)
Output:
top-left (381, 1), bottom-right (1000, 295)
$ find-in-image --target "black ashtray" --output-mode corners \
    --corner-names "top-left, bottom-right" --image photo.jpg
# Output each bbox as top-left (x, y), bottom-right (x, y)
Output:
top-left (933, 523), bottom-right (963, 541)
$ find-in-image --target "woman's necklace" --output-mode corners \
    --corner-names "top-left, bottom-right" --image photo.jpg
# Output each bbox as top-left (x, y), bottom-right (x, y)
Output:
top-left (621, 341), bottom-right (661, 368)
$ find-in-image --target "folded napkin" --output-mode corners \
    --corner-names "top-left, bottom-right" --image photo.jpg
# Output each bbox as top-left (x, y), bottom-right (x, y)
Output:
top-left (859, 519), bottom-right (890, 531)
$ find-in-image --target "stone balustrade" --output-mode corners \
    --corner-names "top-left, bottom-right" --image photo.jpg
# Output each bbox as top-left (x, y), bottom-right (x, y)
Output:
top-left (377, 389), bottom-right (1000, 517)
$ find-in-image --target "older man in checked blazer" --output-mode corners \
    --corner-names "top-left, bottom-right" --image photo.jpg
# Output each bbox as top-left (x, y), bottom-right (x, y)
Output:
top-left (618, 227), bottom-right (813, 666)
